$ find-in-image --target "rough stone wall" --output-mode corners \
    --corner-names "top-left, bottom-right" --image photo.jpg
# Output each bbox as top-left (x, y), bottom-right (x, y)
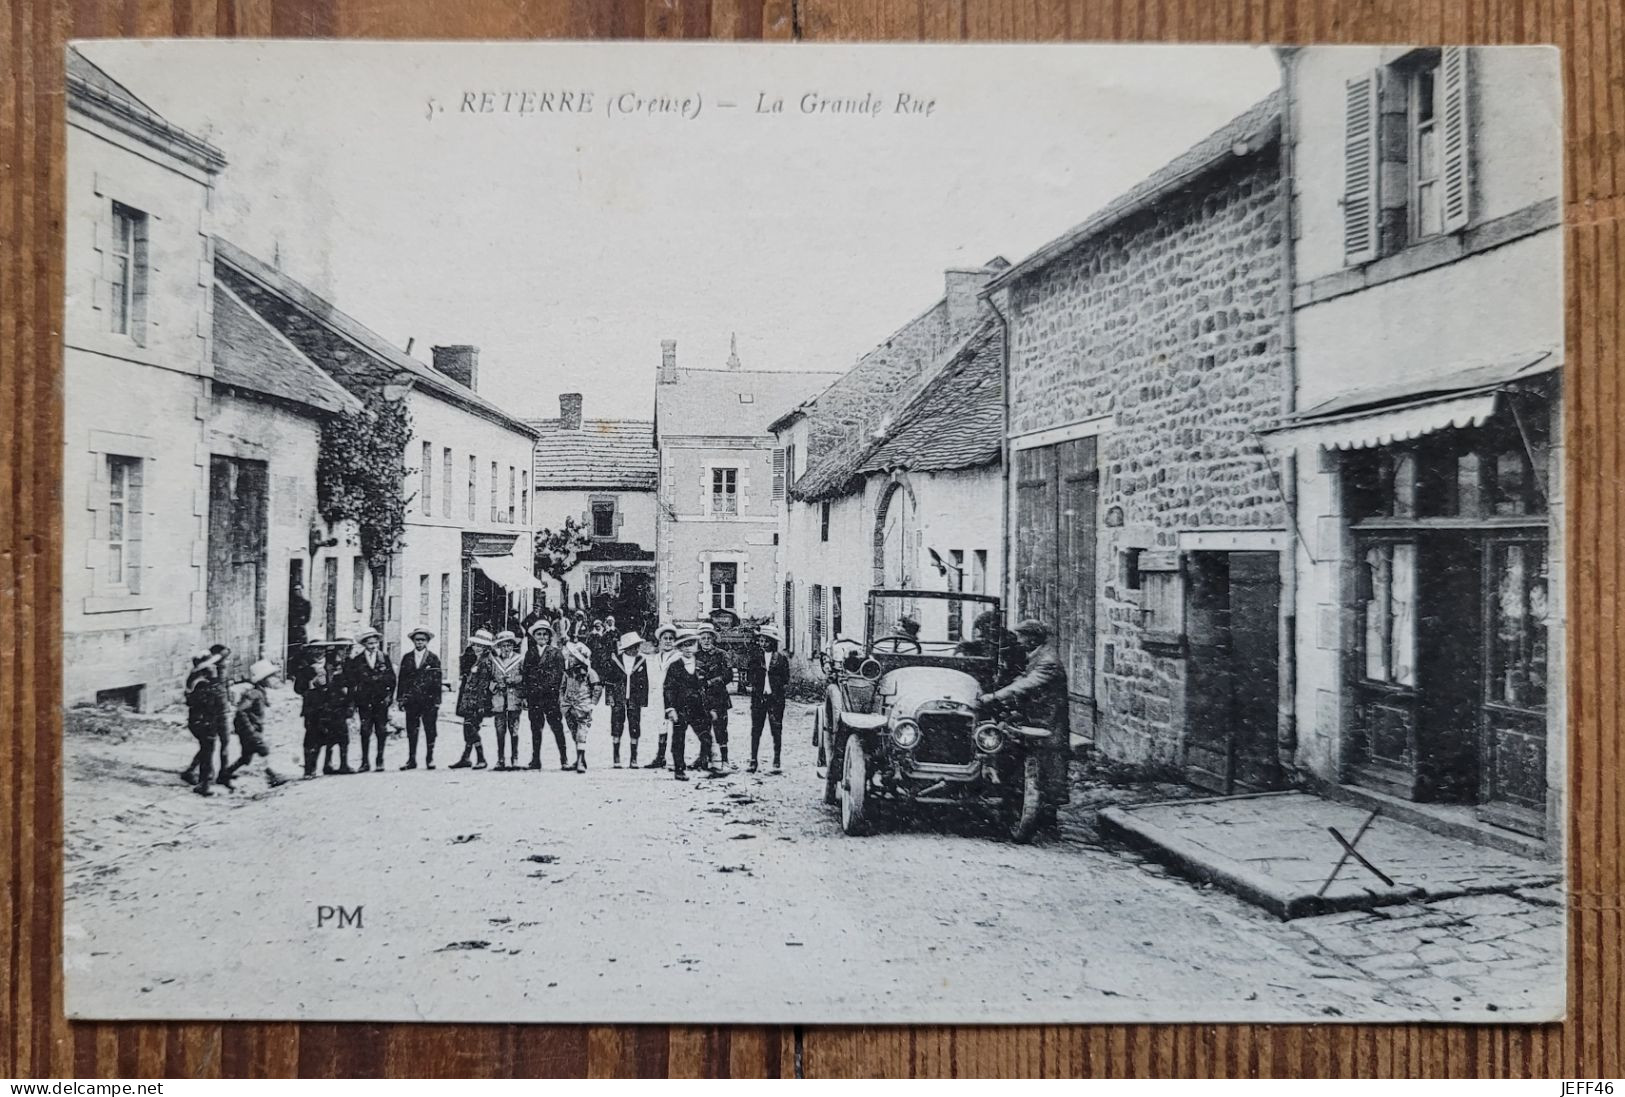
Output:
top-left (1005, 149), bottom-right (1288, 767)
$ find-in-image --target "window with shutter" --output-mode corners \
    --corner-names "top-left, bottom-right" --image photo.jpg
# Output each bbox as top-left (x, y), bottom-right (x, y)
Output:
top-left (1439, 46), bottom-right (1472, 233)
top-left (771, 448), bottom-right (786, 501)
top-left (1343, 72), bottom-right (1382, 265)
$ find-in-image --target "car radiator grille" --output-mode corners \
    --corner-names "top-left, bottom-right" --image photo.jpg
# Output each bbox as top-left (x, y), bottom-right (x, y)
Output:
top-left (913, 712), bottom-right (976, 766)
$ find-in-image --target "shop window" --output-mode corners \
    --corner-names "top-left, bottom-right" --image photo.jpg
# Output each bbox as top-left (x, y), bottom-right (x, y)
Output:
top-left (1359, 542), bottom-right (1417, 688)
top-left (1487, 541), bottom-right (1548, 710)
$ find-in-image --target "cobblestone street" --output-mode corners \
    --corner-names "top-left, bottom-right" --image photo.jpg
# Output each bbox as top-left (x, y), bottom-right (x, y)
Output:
top-left (63, 692), bottom-right (1564, 1024)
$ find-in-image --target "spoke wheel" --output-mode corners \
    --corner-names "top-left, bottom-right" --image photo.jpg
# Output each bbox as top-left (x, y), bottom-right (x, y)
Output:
top-left (838, 733), bottom-right (872, 836)
top-left (1005, 751), bottom-right (1043, 844)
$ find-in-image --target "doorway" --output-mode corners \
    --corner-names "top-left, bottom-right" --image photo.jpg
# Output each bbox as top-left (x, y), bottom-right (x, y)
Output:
top-left (204, 455), bottom-right (268, 681)
top-left (1183, 551), bottom-right (1282, 793)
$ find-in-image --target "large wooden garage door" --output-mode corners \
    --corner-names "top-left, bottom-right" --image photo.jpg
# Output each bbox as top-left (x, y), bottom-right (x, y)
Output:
top-left (1015, 437), bottom-right (1098, 739)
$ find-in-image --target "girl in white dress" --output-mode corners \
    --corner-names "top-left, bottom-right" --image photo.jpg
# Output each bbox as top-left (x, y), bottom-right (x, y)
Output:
top-left (642, 622), bottom-right (679, 768)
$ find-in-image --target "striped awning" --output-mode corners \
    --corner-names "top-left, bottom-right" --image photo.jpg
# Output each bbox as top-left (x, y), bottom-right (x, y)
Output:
top-left (1261, 350), bottom-right (1559, 452)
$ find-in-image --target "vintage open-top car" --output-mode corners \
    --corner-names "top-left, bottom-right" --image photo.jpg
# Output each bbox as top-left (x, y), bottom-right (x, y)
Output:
top-left (813, 589), bottom-right (1053, 842)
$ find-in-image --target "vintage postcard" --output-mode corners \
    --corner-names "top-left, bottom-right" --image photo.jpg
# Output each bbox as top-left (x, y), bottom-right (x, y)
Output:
top-left (61, 40), bottom-right (1565, 1023)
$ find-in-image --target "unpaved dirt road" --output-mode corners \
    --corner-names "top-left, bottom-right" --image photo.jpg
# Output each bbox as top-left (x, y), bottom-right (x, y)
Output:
top-left (62, 693), bottom-right (1559, 1023)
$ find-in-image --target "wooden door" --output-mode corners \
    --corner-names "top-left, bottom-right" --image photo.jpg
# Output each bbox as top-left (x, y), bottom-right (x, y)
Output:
top-left (1014, 438), bottom-right (1098, 738)
top-left (204, 456), bottom-right (268, 681)
top-left (1183, 551), bottom-right (1280, 793)
top-left (1479, 535), bottom-right (1550, 837)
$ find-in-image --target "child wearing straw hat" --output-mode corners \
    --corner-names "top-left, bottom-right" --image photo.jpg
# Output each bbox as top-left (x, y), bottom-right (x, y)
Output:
top-left (486, 630), bottom-right (526, 770)
top-left (603, 631), bottom-right (648, 768)
top-left (396, 626), bottom-right (443, 770)
top-left (219, 658), bottom-right (280, 786)
top-left (560, 639), bottom-right (601, 772)
top-left (450, 629), bottom-right (493, 769)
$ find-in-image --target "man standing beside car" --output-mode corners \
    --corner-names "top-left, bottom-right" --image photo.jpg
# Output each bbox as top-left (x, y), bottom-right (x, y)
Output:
top-left (976, 619), bottom-right (1070, 821)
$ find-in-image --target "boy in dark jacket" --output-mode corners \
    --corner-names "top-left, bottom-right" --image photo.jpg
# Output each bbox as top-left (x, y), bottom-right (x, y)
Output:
top-left (745, 627), bottom-right (791, 773)
top-left (695, 624), bottom-right (734, 766)
top-left (603, 631), bottom-right (649, 768)
top-left (663, 630), bottom-right (715, 781)
top-left (220, 658), bottom-right (279, 786)
top-left (182, 650), bottom-right (226, 796)
top-left (347, 628), bottom-right (396, 772)
top-left (521, 619), bottom-right (568, 769)
top-left (396, 626), bottom-right (443, 769)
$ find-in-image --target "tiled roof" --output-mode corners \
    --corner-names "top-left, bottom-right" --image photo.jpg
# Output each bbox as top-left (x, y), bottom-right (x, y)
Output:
top-left (656, 368), bottom-right (841, 440)
top-left (67, 48), bottom-right (226, 173)
top-left (793, 320), bottom-right (1003, 501)
top-left (215, 238), bottom-right (539, 439)
top-left (989, 92), bottom-right (1281, 292)
top-left (529, 418), bottom-right (658, 490)
top-left (859, 321), bottom-right (1004, 477)
top-left (211, 283), bottom-right (362, 416)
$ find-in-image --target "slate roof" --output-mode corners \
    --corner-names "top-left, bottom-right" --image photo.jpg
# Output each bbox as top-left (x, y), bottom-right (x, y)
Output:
top-left (655, 367), bottom-right (841, 441)
top-left (67, 48), bottom-right (226, 173)
top-left (211, 283), bottom-right (363, 416)
top-left (793, 320), bottom-right (1004, 501)
top-left (987, 92), bottom-right (1281, 292)
top-left (529, 418), bottom-right (658, 491)
top-left (216, 238), bottom-right (538, 440)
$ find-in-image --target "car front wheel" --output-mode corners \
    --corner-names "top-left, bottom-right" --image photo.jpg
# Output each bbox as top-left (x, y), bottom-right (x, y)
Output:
top-left (837, 732), bottom-right (872, 836)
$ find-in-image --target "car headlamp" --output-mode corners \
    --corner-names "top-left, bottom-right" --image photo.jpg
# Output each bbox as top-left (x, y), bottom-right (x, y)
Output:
top-left (890, 719), bottom-right (921, 749)
top-left (973, 722), bottom-right (1005, 753)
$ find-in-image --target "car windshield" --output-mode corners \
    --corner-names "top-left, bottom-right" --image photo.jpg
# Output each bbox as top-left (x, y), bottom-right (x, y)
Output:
top-left (866, 591), bottom-right (1000, 657)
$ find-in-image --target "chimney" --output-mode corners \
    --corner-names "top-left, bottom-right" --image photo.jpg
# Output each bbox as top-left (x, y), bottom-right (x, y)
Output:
top-left (431, 345), bottom-right (479, 391)
top-left (726, 332), bottom-right (742, 371)
top-left (560, 392), bottom-right (583, 430)
top-left (659, 339), bottom-right (678, 384)
top-left (943, 268), bottom-right (993, 331)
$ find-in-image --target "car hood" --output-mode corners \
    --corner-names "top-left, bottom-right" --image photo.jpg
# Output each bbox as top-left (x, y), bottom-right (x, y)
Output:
top-left (879, 666), bottom-right (981, 717)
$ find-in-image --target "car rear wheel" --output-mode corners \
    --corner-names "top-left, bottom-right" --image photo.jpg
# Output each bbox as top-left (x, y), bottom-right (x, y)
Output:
top-left (838, 732), bottom-right (872, 836)
top-left (1004, 752), bottom-right (1043, 844)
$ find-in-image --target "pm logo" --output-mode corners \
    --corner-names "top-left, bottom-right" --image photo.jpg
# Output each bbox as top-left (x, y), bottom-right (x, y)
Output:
top-left (316, 904), bottom-right (363, 929)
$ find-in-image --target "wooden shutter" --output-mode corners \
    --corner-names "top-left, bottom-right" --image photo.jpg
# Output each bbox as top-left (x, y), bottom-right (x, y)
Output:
top-left (1342, 71), bottom-right (1382, 265)
top-left (771, 448), bottom-right (786, 501)
top-left (1439, 46), bottom-right (1473, 233)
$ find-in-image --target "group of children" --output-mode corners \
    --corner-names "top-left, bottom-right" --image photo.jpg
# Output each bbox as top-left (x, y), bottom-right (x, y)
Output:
top-left (451, 617), bottom-right (792, 781)
top-left (179, 612), bottom-right (797, 795)
top-left (181, 644), bottom-right (280, 796)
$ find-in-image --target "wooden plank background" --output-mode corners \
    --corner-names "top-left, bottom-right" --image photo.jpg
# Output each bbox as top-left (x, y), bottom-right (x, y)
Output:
top-left (3, 0), bottom-right (1620, 1078)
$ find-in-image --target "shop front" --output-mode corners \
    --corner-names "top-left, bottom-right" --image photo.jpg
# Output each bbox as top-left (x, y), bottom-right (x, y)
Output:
top-left (1273, 354), bottom-right (1560, 848)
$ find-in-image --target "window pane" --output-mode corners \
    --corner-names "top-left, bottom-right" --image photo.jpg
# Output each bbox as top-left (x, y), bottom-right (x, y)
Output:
top-left (1489, 542), bottom-right (1549, 709)
top-left (108, 543), bottom-right (123, 582)
top-left (1392, 453), bottom-right (1418, 518)
top-left (1390, 543), bottom-right (1417, 687)
top-left (108, 500), bottom-right (124, 541)
top-left (1363, 545), bottom-right (1392, 683)
top-left (1494, 450), bottom-right (1529, 516)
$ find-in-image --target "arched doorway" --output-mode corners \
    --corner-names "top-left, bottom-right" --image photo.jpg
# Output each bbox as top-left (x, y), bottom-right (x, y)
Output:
top-left (872, 476), bottom-right (919, 589)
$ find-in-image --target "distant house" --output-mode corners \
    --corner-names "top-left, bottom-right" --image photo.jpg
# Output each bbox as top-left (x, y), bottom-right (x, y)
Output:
top-left (653, 337), bottom-right (837, 626)
top-left (771, 262), bottom-right (1007, 680)
top-left (529, 393), bottom-right (658, 630)
top-left (216, 241), bottom-right (540, 662)
top-left (783, 324), bottom-right (1006, 679)
top-left (64, 48), bottom-right (234, 708)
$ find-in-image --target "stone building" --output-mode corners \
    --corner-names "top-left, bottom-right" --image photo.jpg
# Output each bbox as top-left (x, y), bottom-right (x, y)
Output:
top-left (216, 241), bottom-right (540, 665)
top-left (529, 393), bottom-right (658, 630)
top-left (771, 263), bottom-right (1007, 681)
top-left (653, 338), bottom-right (837, 627)
top-left (988, 94), bottom-right (1290, 787)
top-left (1265, 47), bottom-right (1563, 856)
top-left (63, 48), bottom-right (229, 707)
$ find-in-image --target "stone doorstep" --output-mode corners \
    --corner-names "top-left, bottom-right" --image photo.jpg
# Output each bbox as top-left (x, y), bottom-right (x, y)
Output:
top-left (1097, 794), bottom-right (1561, 922)
top-left (1098, 802), bottom-right (1423, 920)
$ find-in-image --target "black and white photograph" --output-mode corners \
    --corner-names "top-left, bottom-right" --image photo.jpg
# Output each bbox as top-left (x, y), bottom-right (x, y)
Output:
top-left (61, 39), bottom-right (1565, 1024)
